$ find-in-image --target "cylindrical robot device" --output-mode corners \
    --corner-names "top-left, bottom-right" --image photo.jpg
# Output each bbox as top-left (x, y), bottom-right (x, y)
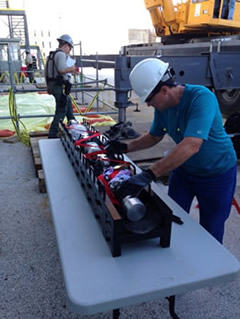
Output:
top-left (68, 124), bottom-right (89, 140)
top-left (122, 196), bottom-right (146, 222)
top-left (84, 142), bottom-right (101, 154)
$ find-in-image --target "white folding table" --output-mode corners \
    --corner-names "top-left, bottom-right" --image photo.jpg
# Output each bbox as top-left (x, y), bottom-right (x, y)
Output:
top-left (39, 139), bottom-right (240, 318)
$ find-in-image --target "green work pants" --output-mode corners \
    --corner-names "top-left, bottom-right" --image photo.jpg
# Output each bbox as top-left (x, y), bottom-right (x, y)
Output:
top-left (48, 81), bottom-right (75, 138)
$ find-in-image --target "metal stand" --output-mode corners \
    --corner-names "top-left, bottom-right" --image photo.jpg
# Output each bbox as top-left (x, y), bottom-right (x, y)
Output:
top-left (104, 121), bottom-right (140, 140)
top-left (112, 296), bottom-right (179, 319)
top-left (166, 295), bottom-right (180, 319)
top-left (134, 103), bottom-right (140, 112)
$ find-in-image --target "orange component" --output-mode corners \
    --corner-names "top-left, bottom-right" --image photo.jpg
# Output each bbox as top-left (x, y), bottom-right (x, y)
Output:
top-left (0, 129), bottom-right (15, 137)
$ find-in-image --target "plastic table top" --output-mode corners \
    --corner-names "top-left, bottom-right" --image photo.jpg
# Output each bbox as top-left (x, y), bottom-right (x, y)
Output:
top-left (39, 139), bottom-right (240, 315)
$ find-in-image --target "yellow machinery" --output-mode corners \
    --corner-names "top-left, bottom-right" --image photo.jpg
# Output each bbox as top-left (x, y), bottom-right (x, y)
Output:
top-left (144, 0), bottom-right (240, 37)
top-left (134, 0), bottom-right (240, 116)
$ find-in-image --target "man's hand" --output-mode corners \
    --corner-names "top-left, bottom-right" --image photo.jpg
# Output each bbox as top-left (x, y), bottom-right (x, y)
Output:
top-left (114, 169), bottom-right (155, 201)
top-left (104, 140), bottom-right (128, 154)
top-left (61, 65), bottom-right (76, 75)
top-left (69, 65), bottom-right (76, 74)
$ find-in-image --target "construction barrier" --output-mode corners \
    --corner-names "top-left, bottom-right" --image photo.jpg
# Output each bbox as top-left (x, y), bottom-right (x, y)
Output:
top-left (0, 92), bottom-right (116, 139)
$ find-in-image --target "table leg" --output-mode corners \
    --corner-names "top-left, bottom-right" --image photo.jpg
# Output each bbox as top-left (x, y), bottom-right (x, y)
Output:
top-left (113, 308), bottom-right (120, 319)
top-left (166, 295), bottom-right (180, 319)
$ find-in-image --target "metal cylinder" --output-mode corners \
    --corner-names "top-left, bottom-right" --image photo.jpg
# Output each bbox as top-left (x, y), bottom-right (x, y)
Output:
top-left (97, 154), bottom-right (110, 167)
top-left (84, 141), bottom-right (101, 154)
top-left (68, 124), bottom-right (88, 140)
top-left (77, 124), bottom-right (89, 139)
top-left (122, 196), bottom-right (146, 222)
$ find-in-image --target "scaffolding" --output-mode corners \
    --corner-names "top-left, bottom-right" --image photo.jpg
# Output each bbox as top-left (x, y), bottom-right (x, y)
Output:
top-left (0, 39), bottom-right (119, 139)
top-left (0, 1), bottom-right (30, 50)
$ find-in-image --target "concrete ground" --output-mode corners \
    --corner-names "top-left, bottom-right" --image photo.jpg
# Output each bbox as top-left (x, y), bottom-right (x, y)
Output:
top-left (0, 98), bottom-right (240, 319)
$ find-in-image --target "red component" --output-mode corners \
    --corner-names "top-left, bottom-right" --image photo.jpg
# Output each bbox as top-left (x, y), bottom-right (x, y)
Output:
top-left (0, 129), bottom-right (15, 137)
top-left (98, 170), bottom-right (122, 206)
top-left (20, 66), bottom-right (27, 77)
top-left (232, 197), bottom-right (240, 214)
top-left (74, 132), bottom-right (101, 146)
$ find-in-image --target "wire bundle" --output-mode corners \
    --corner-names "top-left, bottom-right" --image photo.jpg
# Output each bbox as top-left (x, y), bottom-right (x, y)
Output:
top-left (8, 88), bottom-right (30, 147)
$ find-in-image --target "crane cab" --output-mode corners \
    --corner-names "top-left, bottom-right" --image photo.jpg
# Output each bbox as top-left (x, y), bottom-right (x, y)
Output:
top-left (144, 0), bottom-right (240, 36)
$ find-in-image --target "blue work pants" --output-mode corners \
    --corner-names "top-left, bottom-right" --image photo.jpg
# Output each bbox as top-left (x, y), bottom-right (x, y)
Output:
top-left (168, 165), bottom-right (237, 243)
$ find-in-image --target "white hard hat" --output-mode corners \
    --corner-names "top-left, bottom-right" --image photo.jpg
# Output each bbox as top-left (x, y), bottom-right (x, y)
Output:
top-left (129, 58), bottom-right (169, 103)
top-left (57, 34), bottom-right (74, 48)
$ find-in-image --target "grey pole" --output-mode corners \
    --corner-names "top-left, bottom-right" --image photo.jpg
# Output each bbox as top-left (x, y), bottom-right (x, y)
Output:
top-left (7, 43), bottom-right (20, 133)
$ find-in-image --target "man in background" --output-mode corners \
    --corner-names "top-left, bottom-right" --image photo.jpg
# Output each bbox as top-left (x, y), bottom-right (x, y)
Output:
top-left (44, 34), bottom-right (77, 139)
top-left (25, 50), bottom-right (34, 83)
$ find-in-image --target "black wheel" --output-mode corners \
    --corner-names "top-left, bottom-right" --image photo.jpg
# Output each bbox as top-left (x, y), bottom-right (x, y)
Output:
top-left (215, 89), bottom-right (240, 117)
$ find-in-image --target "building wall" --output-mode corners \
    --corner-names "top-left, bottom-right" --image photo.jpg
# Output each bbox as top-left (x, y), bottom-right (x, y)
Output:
top-left (30, 29), bottom-right (57, 58)
top-left (128, 29), bottom-right (156, 44)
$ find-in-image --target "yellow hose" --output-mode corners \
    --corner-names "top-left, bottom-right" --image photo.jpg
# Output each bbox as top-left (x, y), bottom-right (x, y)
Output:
top-left (8, 88), bottom-right (30, 147)
top-left (69, 94), bottom-right (83, 115)
top-left (69, 84), bottom-right (105, 116)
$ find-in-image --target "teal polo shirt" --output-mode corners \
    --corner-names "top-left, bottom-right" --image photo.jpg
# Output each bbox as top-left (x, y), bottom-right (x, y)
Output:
top-left (149, 84), bottom-right (237, 176)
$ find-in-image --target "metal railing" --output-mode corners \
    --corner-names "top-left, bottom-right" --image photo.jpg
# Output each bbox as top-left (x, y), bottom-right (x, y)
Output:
top-left (0, 50), bottom-right (118, 136)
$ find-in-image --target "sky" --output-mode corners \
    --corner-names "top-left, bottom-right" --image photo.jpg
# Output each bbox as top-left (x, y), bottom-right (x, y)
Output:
top-left (9, 0), bottom-right (154, 54)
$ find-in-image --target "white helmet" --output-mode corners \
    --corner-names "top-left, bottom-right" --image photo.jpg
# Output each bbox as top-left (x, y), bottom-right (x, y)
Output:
top-left (57, 34), bottom-right (74, 48)
top-left (129, 58), bottom-right (169, 103)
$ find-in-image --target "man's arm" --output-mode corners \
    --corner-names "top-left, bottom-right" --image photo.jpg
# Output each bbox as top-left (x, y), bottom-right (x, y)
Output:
top-left (104, 132), bottom-right (163, 155)
top-left (55, 51), bottom-right (76, 75)
top-left (111, 136), bottom-right (203, 201)
top-left (128, 133), bottom-right (163, 152)
top-left (25, 55), bottom-right (32, 67)
top-left (150, 136), bottom-right (203, 177)
top-left (59, 65), bottom-right (76, 75)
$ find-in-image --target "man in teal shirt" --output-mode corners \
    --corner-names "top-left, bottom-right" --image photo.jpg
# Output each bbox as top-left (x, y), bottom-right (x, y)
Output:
top-left (105, 58), bottom-right (237, 243)
top-left (149, 84), bottom-right (235, 177)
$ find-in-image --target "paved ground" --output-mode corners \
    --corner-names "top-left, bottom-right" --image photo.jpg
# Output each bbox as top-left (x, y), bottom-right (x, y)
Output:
top-left (0, 100), bottom-right (240, 318)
